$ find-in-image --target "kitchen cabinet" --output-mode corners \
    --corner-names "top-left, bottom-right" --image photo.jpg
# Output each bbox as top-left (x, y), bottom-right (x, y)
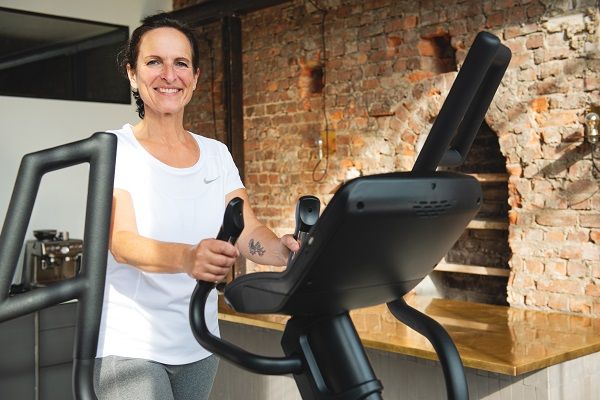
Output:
top-left (0, 302), bottom-right (76, 400)
top-left (0, 312), bottom-right (35, 399)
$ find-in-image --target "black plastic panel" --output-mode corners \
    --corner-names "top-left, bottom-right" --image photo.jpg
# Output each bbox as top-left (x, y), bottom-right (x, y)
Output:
top-left (225, 172), bottom-right (481, 315)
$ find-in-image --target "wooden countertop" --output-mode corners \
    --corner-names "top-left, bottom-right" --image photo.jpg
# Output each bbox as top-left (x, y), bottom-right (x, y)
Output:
top-left (218, 295), bottom-right (600, 376)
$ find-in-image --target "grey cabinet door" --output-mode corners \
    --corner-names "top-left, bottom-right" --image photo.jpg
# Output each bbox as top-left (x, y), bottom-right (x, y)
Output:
top-left (0, 302), bottom-right (77, 400)
top-left (0, 314), bottom-right (35, 400)
top-left (39, 302), bottom-right (77, 400)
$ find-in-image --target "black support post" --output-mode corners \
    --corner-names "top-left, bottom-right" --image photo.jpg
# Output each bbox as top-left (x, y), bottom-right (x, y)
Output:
top-left (281, 313), bottom-right (384, 400)
top-left (221, 15), bottom-right (245, 180)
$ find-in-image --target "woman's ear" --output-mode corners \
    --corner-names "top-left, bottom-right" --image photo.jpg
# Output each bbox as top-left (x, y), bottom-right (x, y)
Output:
top-left (126, 64), bottom-right (138, 90)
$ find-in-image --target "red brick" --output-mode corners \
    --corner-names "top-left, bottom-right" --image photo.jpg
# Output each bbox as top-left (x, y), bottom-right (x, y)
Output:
top-left (525, 291), bottom-right (548, 307)
top-left (526, 3), bottom-right (546, 18)
top-left (558, 245), bottom-right (583, 260)
top-left (535, 110), bottom-right (579, 127)
top-left (515, 274), bottom-right (536, 291)
top-left (524, 259), bottom-right (544, 274)
top-left (548, 293), bottom-right (568, 311)
top-left (580, 214), bottom-right (600, 228)
top-left (417, 39), bottom-right (437, 56)
top-left (585, 283), bottom-right (600, 297)
top-left (361, 78), bottom-right (379, 90)
top-left (584, 74), bottom-right (600, 91)
top-left (404, 15), bottom-right (418, 29)
top-left (583, 244), bottom-right (600, 261)
top-left (592, 263), bottom-right (600, 279)
top-left (567, 261), bottom-right (588, 278)
top-left (526, 34), bottom-right (544, 49)
top-left (506, 6), bottom-right (527, 25)
top-left (530, 97), bottom-right (549, 113)
top-left (567, 231), bottom-right (589, 242)
top-left (569, 298), bottom-right (592, 314)
top-left (545, 230), bottom-right (565, 242)
top-left (535, 212), bottom-right (577, 227)
top-left (537, 279), bottom-right (583, 295)
top-left (406, 71), bottom-right (435, 82)
top-left (486, 12), bottom-right (505, 28)
top-left (545, 260), bottom-right (567, 276)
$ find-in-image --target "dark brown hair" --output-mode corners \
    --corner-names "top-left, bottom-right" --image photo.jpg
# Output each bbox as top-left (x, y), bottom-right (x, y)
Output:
top-left (120, 12), bottom-right (200, 118)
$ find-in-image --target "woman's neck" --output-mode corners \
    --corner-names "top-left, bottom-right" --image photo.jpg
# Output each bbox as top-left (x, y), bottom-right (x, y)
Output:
top-left (134, 111), bottom-right (187, 143)
top-left (130, 111), bottom-right (200, 168)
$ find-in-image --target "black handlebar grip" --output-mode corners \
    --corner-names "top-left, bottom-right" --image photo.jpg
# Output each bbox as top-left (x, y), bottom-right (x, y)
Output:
top-left (214, 197), bottom-right (244, 291)
top-left (288, 195), bottom-right (320, 265)
top-left (196, 197), bottom-right (244, 293)
top-left (293, 195), bottom-right (320, 240)
top-left (216, 197), bottom-right (244, 243)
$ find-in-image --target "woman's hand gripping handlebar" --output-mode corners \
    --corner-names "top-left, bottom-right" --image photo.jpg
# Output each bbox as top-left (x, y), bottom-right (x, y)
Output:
top-left (192, 196), bottom-right (244, 304)
top-left (214, 198), bottom-right (245, 290)
top-left (188, 197), bottom-right (303, 375)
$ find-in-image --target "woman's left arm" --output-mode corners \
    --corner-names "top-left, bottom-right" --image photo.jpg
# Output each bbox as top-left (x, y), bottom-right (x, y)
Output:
top-left (226, 188), bottom-right (299, 266)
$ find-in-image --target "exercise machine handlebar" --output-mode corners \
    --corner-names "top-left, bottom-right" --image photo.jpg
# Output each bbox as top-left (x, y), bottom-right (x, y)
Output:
top-left (0, 132), bottom-right (117, 400)
top-left (189, 197), bottom-right (304, 375)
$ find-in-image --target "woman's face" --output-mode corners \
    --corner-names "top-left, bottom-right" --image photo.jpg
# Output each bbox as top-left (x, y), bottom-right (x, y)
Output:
top-left (127, 27), bottom-right (199, 118)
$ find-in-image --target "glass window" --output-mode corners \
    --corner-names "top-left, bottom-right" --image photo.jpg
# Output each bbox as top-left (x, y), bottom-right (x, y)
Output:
top-left (0, 7), bottom-right (130, 104)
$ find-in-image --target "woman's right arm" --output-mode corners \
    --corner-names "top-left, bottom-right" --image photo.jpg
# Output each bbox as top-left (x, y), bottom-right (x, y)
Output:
top-left (110, 189), bottom-right (238, 282)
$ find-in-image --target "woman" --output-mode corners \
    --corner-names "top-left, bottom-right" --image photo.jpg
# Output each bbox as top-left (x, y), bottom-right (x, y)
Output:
top-left (94, 13), bottom-right (298, 400)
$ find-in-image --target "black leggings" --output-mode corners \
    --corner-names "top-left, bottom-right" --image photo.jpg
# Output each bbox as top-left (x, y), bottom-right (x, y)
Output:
top-left (93, 355), bottom-right (219, 400)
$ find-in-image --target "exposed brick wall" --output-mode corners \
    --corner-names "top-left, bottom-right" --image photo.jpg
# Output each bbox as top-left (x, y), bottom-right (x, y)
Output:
top-left (185, 21), bottom-right (225, 143)
top-left (176, 0), bottom-right (600, 316)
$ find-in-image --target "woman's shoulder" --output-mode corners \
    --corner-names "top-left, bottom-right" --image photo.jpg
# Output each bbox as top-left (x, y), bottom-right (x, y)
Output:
top-left (191, 132), bottom-right (230, 155)
top-left (105, 124), bottom-right (140, 161)
top-left (106, 124), bottom-right (140, 151)
top-left (106, 124), bottom-right (134, 140)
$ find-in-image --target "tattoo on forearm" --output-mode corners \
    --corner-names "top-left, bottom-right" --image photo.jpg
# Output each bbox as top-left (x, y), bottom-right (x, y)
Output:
top-left (249, 239), bottom-right (266, 256)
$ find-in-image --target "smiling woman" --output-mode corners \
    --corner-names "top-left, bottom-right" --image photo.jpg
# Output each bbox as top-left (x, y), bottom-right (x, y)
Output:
top-left (94, 12), bottom-right (299, 400)
top-left (124, 26), bottom-right (201, 168)
top-left (127, 27), bottom-right (199, 119)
